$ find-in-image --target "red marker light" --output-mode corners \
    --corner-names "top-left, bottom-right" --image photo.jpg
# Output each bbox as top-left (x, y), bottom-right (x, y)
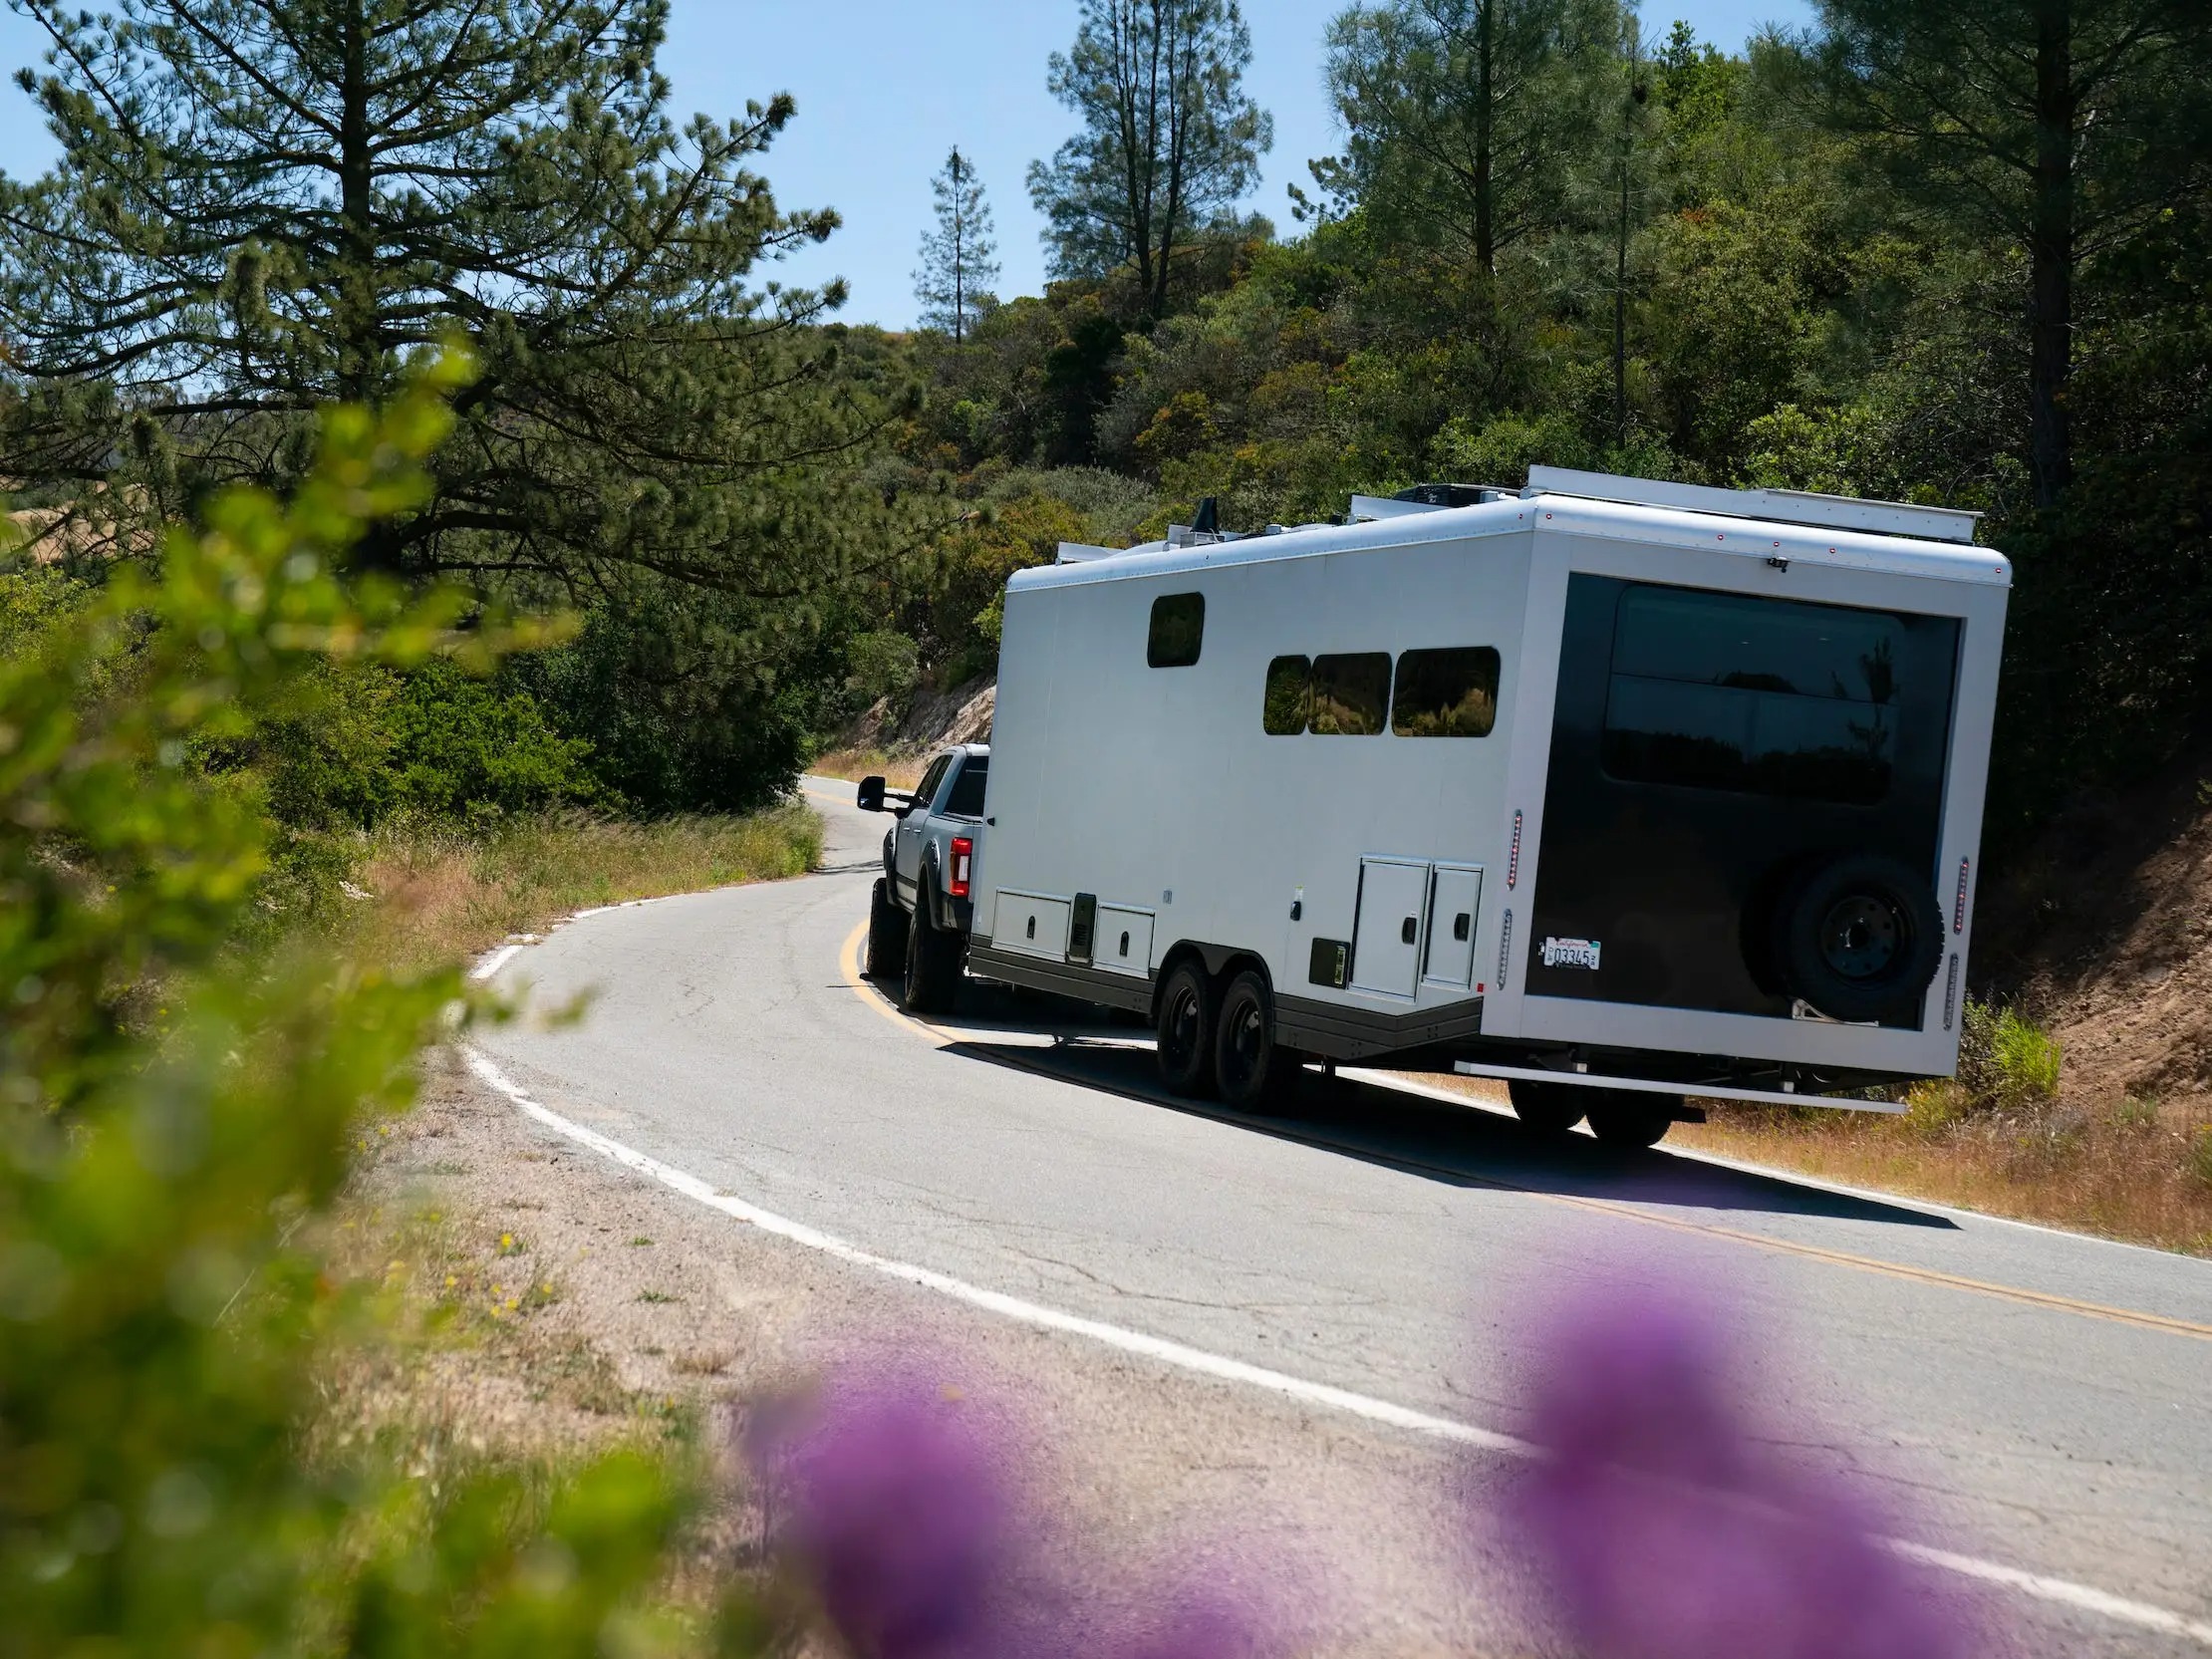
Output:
top-left (950, 836), bottom-right (973, 898)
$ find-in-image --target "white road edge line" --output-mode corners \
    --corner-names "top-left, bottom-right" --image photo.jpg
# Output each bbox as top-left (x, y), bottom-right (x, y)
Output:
top-left (469, 944), bottom-right (524, 982)
top-left (462, 1043), bottom-right (2210, 1647)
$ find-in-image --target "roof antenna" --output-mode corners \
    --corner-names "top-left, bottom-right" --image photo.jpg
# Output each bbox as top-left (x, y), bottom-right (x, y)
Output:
top-left (1190, 496), bottom-right (1219, 536)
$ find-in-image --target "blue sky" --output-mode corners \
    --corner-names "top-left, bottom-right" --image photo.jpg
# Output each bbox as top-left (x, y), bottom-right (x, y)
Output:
top-left (0, 0), bottom-right (1813, 329)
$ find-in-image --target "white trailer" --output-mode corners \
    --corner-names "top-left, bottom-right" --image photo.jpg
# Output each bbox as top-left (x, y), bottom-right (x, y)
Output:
top-left (966, 467), bottom-right (2010, 1147)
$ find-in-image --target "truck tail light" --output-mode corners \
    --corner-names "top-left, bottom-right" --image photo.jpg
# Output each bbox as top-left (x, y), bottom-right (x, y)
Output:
top-left (950, 837), bottom-right (973, 898)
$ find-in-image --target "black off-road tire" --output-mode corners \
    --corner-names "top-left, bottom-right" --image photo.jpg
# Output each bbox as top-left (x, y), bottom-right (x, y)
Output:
top-left (1213, 969), bottom-right (1284, 1112)
top-left (1508, 1077), bottom-right (1587, 1135)
top-left (1771, 853), bottom-right (1944, 1024)
top-left (1155, 960), bottom-right (1219, 1098)
top-left (902, 889), bottom-right (964, 1015)
top-left (865, 878), bottom-right (908, 980)
top-left (1584, 1089), bottom-right (1677, 1150)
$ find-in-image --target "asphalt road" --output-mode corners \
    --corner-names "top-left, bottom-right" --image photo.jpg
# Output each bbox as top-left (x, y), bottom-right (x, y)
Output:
top-left (473, 779), bottom-right (2212, 1656)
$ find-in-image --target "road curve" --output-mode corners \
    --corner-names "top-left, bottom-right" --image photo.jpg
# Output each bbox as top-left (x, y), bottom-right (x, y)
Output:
top-left (472, 780), bottom-right (2212, 1656)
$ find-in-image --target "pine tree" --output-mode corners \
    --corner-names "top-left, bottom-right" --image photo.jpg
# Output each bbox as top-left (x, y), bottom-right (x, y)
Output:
top-left (0, 0), bottom-right (911, 598)
top-left (914, 147), bottom-right (1001, 344)
top-left (1320, 0), bottom-right (1621, 277)
top-left (1815, 0), bottom-right (2212, 509)
top-left (1027, 0), bottom-right (1273, 319)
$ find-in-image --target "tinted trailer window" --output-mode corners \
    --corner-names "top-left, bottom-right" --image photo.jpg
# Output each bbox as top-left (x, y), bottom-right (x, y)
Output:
top-left (1531, 577), bottom-right (1960, 1024)
top-left (1601, 588), bottom-right (1902, 804)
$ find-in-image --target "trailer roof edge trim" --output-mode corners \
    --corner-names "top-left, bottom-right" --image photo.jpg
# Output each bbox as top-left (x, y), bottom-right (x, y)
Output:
top-left (1523, 464), bottom-right (1983, 545)
top-left (1019, 492), bottom-right (2012, 595)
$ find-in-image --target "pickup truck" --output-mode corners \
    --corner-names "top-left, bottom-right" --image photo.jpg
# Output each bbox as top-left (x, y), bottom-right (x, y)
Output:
top-left (855, 743), bottom-right (987, 1013)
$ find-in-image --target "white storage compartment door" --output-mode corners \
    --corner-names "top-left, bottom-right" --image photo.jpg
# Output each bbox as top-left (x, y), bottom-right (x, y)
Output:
top-left (1423, 864), bottom-right (1484, 990)
top-left (995, 891), bottom-right (1071, 960)
top-left (1095, 906), bottom-right (1155, 977)
top-left (1351, 857), bottom-right (1429, 998)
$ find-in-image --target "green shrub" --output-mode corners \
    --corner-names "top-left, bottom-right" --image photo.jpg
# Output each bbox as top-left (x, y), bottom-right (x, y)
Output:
top-left (2114, 1093), bottom-right (2161, 1132)
top-left (1987, 1006), bottom-right (2065, 1110)
top-left (517, 585), bottom-right (817, 815)
top-left (843, 628), bottom-right (923, 713)
top-left (1950, 999), bottom-right (2065, 1117)
top-left (384, 658), bottom-right (601, 820)
top-left (0, 358), bottom-right (750, 1658)
top-left (2188, 1126), bottom-right (2212, 1194)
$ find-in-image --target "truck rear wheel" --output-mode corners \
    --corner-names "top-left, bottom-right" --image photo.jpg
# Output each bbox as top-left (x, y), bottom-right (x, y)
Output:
top-left (1155, 961), bottom-right (1218, 1098)
top-left (1213, 969), bottom-right (1282, 1112)
top-left (1508, 1077), bottom-right (1586, 1135)
top-left (902, 891), bottom-right (963, 1015)
top-left (1585, 1089), bottom-right (1677, 1150)
top-left (865, 878), bottom-right (907, 979)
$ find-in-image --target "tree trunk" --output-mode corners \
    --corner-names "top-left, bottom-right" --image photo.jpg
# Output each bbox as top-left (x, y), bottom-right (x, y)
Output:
top-left (1148, 0), bottom-right (1183, 321)
top-left (337, 0), bottom-right (400, 574)
top-left (1614, 154), bottom-right (1628, 449)
top-left (1153, 62), bottom-right (1187, 318)
top-left (1614, 36), bottom-right (1637, 450)
top-left (1474, 0), bottom-right (1495, 277)
top-left (2028, 0), bottom-right (2074, 508)
top-left (1127, 0), bottom-right (1161, 314)
top-left (337, 0), bottom-right (377, 408)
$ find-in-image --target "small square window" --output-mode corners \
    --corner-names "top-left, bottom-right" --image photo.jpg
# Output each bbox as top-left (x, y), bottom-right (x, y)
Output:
top-left (1147, 593), bottom-right (1206, 668)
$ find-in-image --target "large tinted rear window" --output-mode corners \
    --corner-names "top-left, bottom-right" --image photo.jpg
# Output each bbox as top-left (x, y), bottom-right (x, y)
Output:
top-left (944, 756), bottom-right (988, 816)
top-left (1600, 587), bottom-right (1905, 804)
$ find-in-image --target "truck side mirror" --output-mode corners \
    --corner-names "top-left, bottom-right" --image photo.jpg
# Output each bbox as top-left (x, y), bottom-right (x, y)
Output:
top-left (856, 775), bottom-right (887, 813)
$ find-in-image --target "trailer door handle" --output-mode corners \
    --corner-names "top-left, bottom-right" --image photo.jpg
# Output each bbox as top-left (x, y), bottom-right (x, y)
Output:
top-left (1454, 913), bottom-right (1471, 942)
top-left (1400, 916), bottom-right (1417, 946)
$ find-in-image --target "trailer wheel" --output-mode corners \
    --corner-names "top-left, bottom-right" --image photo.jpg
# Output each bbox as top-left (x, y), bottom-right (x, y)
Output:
top-left (1213, 969), bottom-right (1282, 1111)
top-left (1155, 961), bottom-right (1218, 1098)
top-left (1772, 854), bottom-right (1943, 1024)
top-left (865, 878), bottom-right (908, 979)
top-left (1585, 1090), bottom-right (1676, 1150)
top-left (902, 890), bottom-right (963, 1015)
top-left (1508, 1078), bottom-right (1586, 1135)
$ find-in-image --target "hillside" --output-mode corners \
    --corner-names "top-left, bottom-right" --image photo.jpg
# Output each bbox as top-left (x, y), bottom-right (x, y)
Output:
top-left (1981, 752), bottom-right (2212, 1111)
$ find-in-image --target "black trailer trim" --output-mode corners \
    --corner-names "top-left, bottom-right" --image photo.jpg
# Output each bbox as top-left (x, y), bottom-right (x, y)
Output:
top-left (1274, 990), bottom-right (1485, 1062)
top-left (968, 944), bottom-right (1154, 1015)
top-left (971, 943), bottom-right (1486, 1062)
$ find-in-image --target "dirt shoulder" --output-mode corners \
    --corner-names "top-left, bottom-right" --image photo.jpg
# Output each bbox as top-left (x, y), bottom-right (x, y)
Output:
top-left (333, 1052), bottom-right (1528, 1659)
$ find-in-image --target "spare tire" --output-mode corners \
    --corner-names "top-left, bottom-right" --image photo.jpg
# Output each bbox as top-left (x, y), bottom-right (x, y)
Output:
top-left (1770, 853), bottom-right (1944, 1023)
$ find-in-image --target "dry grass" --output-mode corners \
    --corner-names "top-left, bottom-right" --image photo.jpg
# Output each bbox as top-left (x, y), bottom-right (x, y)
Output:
top-left (1402, 1065), bottom-right (2212, 1254)
top-left (808, 745), bottom-right (927, 789)
top-left (325, 803), bottom-right (821, 977)
top-left (1672, 1091), bottom-right (2212, 1255)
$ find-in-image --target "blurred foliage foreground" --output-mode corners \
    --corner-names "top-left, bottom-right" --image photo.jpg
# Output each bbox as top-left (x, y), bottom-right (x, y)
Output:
top-left (0, 361), bottom-right (1968, 1657)
top-left (0, 357), bottom-right (759, 1659)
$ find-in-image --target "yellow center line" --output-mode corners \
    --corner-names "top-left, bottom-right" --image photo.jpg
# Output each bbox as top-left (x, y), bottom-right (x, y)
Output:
top-left (834, 922), bottom-right (2212, 1344)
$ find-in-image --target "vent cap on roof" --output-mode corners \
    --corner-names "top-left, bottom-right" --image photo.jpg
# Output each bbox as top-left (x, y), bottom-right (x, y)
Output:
top-left (1522, 464), bottom-right (1981, 545)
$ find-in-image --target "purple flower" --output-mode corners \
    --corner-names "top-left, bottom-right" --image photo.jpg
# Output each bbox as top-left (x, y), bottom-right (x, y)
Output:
top-left (1106, 1589), bottom-right (1265, 1659)
top-left (752, 1360), bottom-right (1020, 1659)
top-left (748, 1350), bottom-right (1279, 1659)
top-left (1509, 1280), bottom-right (1966, 1659)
